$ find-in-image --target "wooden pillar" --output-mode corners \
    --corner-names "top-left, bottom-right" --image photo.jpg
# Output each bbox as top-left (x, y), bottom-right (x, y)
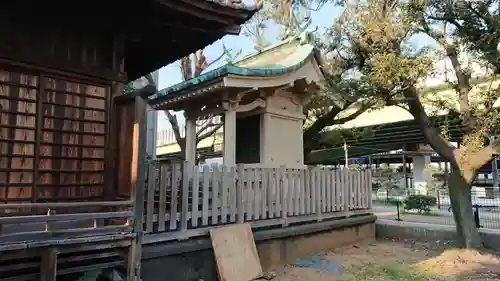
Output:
top-left (40, 248), bottom-right (58, 281)
top-left (127, 95), bottom-right (147, 281)
top-left (223, 106), bottom-right (236, 167)
top-left (185, 112), bottom-right (197, 164)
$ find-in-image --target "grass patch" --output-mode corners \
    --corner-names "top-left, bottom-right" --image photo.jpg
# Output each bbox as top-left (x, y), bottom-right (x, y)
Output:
top-left (341, 263), bottom-right (428, 281)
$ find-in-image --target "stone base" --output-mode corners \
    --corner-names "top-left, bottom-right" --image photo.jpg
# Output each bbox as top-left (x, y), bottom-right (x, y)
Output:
top-left (141, 216), bottom-right (375, 281)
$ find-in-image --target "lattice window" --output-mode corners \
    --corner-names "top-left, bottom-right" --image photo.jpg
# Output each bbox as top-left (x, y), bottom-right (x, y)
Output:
top-left (0, 67), bottom-right (109, 203)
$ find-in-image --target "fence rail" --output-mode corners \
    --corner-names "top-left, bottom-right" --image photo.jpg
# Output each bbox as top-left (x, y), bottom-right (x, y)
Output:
top-left (143, 162), bottom-right (373, 241)
top-left (0, 200), bottom-right (134, 250)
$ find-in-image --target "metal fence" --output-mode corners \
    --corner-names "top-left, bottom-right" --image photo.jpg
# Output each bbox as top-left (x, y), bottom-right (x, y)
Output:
top-left (373, 189), bottom-right (500, 230)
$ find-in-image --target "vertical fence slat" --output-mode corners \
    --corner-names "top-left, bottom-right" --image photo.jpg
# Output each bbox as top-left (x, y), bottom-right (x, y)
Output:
top-left (180, 161), bottom-right (191, 231)
top-left (211, 164), bottom-right (220, 225)
top-left (311, 167), bottom-right (316, 213)
top-left (360, 170), bottom-right (366, 209)
top-left (202, 166), bottom-right (210, 226)
top-left (237, 165), bottom-right (245, 223)
top-left (357, 170), bottom-right (362, 209)
top-left (321, 169), bottom-right (327, 213)
top-left (230, 167), bottom-right (237, 222)
top-left (287, 169), bottom-right (294, 216)
top-left (305, 168), bottom-right (311, 214)
top-left (368, 169), bottom-right (373, 210)
top-left (253, 168), bottom-right (260, 220)
top-left (275, 168), bottom-right (281, 218)
top-left (280, 166), bottom-right (287, 224)
top-left (145, 163), bottom-right (156, 233)
top-left (157, 164), bottom-right (168, 231)
top-left (335, 169), bottom-right (341, 211)
top-left (191, 165), bottom-right (200, 227)
top-left (221, 166), bottom-right (229, 223)
top-left (169, 164), bottom-right (180, 230)
top-left (246, 168), bottom-right (253, 221)
top-left (261, 168), bottom-right (268, 219)
top-left (267, 169), bottom-right (274, 219)
top-left (294, 170), bottom-right (300, 215)
top-left (342, 168), bottom-right (349, 214)
top-left (299, 169), bottom-right (305, 215)
top-left (315, 167), bottom-right (322, 221)
top-left (326, 168), bottom-right (332, 213)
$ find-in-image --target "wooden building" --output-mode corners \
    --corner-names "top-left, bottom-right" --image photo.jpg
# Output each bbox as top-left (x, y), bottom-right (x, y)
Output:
top-left (0, 1), bottom-right (257, 280)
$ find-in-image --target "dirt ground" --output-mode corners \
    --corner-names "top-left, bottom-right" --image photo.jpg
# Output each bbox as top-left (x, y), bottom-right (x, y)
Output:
top-left (267, 239), bottom-right (500, 281)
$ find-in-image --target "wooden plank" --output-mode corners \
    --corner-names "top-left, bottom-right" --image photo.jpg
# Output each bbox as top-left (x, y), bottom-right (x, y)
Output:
top-left (315, 168), bottom-right (322, 221)
top-left (245, 168), bottom-right (253, 221)
top-left (334, 169), bottom-right (340, 211)
top-left (362, 170), bottom-right (367, 209)
top-left (237, 165), bottom-right (244, 224)
top-left (192, 165), bottom-right (200, 227)
top-left (321, 169), bottom-right (327, 213)
top-left (326, 169), bottom-right (332, 212)
top-left (279, 166), bottom-right (287, 223)
top-left (229, 167), bottom-right (237, 222)
top-left (305, 168), bottom-right (311, 214)
top-left (368, 170), bottom-right (373, 210)
top-left (221, 166), bottom-right (229, 223)
top-left (158, 164), bottom-right (168, 231)
top-left (211, 164), bottom-right (220, 225)
top-left (261, 168), bottom-right (268, 219)
top-left (210, 223), bottom-right (263, 281)
top-left (180, 161), bottom-right (191, 231)
top-left (299, 169), bottom-right (305, 215)
top-left (287, 169), bottom-right (293, 216)
top-left (202, 166), bottom-right (210, 226)
top-left (343, 169), bottom-right (350, 213)
top-left (253, 168), bottom-right (260, 220)
top-left (266, 169), bottom-right (274, 219)
top-left (40, 248), bottom-right (58, 281)
top-left (146, 163), bottom-right (157, 233)
top-left (169, 164), bottom-right (180, 230)
top-left (311, 167), bottom-right (316, 213)
top-left (274, 168), bottom-right (281, 218)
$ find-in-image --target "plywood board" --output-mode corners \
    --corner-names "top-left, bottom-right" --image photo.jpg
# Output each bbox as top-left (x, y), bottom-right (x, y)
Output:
top-left (210, 223), bottom-right (263, 281)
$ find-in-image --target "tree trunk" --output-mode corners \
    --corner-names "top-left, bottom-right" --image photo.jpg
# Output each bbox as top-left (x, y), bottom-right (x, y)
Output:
top-left (448, 169), bottom-right (483, 249)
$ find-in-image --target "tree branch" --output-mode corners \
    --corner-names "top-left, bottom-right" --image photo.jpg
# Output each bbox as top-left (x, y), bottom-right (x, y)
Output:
top-left (197, 123), bottom-right (223, 144)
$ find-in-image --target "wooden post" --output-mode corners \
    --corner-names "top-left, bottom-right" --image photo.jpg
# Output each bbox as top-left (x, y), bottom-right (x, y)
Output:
top-left (127, 96), bottom-right (147, 281)
top-left (280, 166), bottom-right (287, 226)
top-left (237, 164), bottom-right (245, 224)
top-left (40, 248), bottom-right (58, 281)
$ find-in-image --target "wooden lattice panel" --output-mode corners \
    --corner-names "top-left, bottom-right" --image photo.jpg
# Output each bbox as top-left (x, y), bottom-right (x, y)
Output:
top-left (0, 69), bottom-right (38, 202)
top-left (0, 67), bottom-right (109, 203)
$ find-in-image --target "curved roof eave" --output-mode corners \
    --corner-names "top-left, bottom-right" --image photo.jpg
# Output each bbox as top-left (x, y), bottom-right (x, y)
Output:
top-left (148, 43), bottom-right (323, 105)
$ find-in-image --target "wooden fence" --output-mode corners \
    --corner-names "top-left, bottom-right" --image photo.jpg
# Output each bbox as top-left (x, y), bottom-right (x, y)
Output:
top-left (143, 162), bottom-right (373, 242)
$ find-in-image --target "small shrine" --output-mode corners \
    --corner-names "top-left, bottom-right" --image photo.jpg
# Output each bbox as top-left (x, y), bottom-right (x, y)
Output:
top-left (149, 32), bottom-right (325, 168)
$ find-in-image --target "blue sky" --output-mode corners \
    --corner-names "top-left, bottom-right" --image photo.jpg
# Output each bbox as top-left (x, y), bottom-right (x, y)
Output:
top-left (156, 2), bottom-right (343, 129)
top-left (155, 2), bottom-right (435, 130)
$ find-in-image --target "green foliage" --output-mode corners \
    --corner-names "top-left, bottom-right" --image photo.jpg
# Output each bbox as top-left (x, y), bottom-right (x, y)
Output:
top-left (404, 195), bottom-right (437, 214)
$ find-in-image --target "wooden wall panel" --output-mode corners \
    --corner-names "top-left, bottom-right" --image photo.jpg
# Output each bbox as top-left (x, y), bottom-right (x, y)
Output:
top-left (0, 66), bottom-right (110, 203)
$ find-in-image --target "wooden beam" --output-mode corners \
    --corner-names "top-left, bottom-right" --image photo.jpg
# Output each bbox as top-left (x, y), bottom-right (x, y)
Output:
top-left (151, 20), bottom-right (241, 35)
top-left (179, 0), bottom-right (249, 19)
top-left (154, 0), bottom-right (232, 25)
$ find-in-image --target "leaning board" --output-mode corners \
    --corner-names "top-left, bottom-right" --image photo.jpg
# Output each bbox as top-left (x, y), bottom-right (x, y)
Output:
top-left (210, 223), bottom-right (263, 281)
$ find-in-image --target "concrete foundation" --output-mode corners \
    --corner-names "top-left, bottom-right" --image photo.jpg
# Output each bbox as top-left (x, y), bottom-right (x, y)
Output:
top-left (141, 215), bottom-right (376, 281)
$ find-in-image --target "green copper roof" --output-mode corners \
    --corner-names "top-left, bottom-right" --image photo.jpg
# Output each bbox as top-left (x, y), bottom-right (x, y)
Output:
top-left (148, 31), bottom-right (322, 105)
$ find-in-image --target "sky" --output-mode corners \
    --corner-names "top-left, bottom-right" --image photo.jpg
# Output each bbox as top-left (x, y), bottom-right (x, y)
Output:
top-left (155, 2), bottom-right (344, 130)
top-left (154, 1), bottom-right (444, 134)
